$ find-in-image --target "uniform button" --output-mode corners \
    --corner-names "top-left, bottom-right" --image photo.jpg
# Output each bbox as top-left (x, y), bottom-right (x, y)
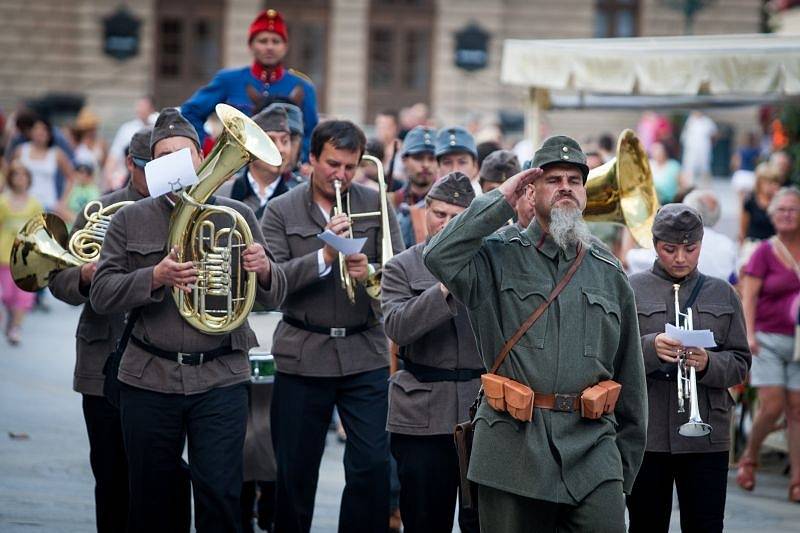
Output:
top-left (450, 140), bottom-right (456, 145)
top-left (562, 154), bottom-right (569, 160)
top-left (169, 124), bottom-right (175, 129)
top-left (562, 146), bottom-right (569, 152)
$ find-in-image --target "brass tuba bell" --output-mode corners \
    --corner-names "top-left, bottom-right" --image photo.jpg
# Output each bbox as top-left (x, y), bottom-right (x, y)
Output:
top-left (168, 103), bottom-right (282, 334)
top-left (10, 213), bottom-right (83, 292)
top-left (584, 129), bottom-right (660, 249)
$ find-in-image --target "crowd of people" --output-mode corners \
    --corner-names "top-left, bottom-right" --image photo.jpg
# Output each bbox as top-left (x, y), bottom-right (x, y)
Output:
top-left (1, 6), bottom-right (800, 533)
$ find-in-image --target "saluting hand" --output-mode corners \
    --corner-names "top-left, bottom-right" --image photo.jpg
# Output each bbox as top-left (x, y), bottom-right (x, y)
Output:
top-left (152, 246), bottom-right (198, 293)
top-left (498, 167), bottom-right (543, 207)
top-left (242, 243), bottom-right (272, 286)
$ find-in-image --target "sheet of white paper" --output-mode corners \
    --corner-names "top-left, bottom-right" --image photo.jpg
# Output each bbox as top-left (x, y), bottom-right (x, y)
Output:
top-left (144, 148), bottom-right (199, 198)
top-left (665, 323), bottom-right (717, 348)
top-left (317, 229), bottom-right (367, 256)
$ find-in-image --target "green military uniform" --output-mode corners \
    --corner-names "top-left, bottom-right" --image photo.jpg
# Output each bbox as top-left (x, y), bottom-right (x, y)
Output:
top-left (424, 185), bottom-right (647, 530)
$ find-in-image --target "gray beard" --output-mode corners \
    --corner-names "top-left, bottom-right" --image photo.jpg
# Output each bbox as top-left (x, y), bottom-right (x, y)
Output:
top-left (549, 204), bottom-right (593, 250)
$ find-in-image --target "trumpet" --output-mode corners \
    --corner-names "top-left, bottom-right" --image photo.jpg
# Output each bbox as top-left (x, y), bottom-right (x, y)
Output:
top-left (333, 155), bottom-right (394, 304)
top-left (673, 283), bottom-right (712, 437)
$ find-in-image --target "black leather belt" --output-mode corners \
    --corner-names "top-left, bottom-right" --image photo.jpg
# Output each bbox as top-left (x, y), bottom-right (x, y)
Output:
top-left (282, 316), bottom-right (374, 338)
top-left (130, 336), bottom-right (231, 366)
top-left (404, 360), bottom-right (485, 383)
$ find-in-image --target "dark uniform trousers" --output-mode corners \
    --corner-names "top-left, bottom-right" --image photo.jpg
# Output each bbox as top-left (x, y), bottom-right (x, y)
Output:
top-left (271, 368), bottom-right (391, 533)
top-left (477, 480), bottom-right (626, 533)
top-left (120, 382), bottom-right (249, 533)
top-left (627, 451), bottom-right (728, 533)
top-left (81, 395), bottom-right (129, 533)
top-left (391, 433), bottom-right (479, 533)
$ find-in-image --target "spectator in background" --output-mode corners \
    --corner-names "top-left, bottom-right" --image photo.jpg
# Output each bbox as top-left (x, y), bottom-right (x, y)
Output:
top-left (12, 116), bottom-right (75, 214)
top-left (598, 132), bottom-right (616, 163)
top-left (70, 108), bottom-right (108, 176)
top-left (740, 163), bottom-right (781, 244)
top-left (771, 150), bottom-right (794, 185)
top-left (585, 150), bottom-right (604, 170)
top-left (733, 131), bottom-right (762, 173)
top-left (398, 103), bottom-right (429, 139)
top-left (103, 96), bottom-right (156, 191)
top-left (375, 110), bottom-right (403, 172)
top-left (681, 111), bottom-right (718, 186)
top-left (435, 127), bottom-right (480, 196)
top-left (352, 139), bottom-right (384, 192)
top-left (0, 163), bottom-right (43, 345)
top-left (64, 163), bottom-right (101, 227)
top-left (476, 140), bottom-right (501, 169)
top-left (738, 186), bottom-right (800, 503)
top-left (683, 189), bottom-right (738, 283)
top-left (650, 140), bottom-right (683, 205)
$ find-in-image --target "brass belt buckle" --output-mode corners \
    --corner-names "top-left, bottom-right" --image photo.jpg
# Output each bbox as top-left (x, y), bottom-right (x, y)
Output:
top-left (330, 327), bottom-right (347, 338)
top-left (553, 394), bottom-right (574, 412)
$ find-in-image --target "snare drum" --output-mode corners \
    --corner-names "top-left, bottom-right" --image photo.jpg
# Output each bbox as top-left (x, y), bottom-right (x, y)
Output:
top-left (249, 352), bottom-right (276, 384)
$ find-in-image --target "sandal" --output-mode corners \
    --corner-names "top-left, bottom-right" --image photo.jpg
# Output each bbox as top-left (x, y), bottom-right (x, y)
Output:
top-left (790, 483), bottom-right (800, 503)
top-left (736, 457), bottom-right (757, 492)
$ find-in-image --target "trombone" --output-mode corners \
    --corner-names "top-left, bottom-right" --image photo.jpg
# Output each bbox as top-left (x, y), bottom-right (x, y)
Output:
top-left (333, 154), bottom-right (394, 304)
top-left (673, 283), bottom-right (712, 437)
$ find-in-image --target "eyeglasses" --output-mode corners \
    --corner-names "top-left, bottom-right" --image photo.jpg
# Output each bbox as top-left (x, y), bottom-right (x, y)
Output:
top-left (774, 207), bottom-right (800, 215)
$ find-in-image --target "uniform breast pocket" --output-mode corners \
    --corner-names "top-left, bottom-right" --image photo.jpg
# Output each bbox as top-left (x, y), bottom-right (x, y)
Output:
top-left (351, 219), bottom-right (381, 261)
top-left (695, 303), bottom-right (734, 345)
top-left (286, 224), bottom-right (322, 256)
top-left (388, 371), bottom-right (432, 428)
top-left (499, 274), bottom-right (552, 349)
top-left (583, 287), bottom-right (621, 361)
top-left (126, 241), bottom-right (165, 269)
top-left (636, 301), bottom-right (667, 338)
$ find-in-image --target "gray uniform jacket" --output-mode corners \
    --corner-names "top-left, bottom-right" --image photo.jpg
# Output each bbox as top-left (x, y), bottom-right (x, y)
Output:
top-left (261, 181), bottom-right (404, 377)
top-left (90, 195), bottom-right (286, 395)
top-left (629, 262), bottom-right (751, 453)
top-left (424, 190), bottom-right (647, 504)
top-left (381, 242), bottom-right (483, 436)
top-left (49, 183), bottom-right (145, 396)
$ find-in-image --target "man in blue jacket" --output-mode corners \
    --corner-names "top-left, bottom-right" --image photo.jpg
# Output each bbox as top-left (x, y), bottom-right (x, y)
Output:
top-left (181, 9), bottom-right (318, 162)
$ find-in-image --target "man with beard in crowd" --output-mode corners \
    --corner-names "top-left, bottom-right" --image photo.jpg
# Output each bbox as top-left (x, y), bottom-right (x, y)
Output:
top-left (424, 135), bottom-right (647, 533)
top-left (393, 126), bottom-right (438, 247)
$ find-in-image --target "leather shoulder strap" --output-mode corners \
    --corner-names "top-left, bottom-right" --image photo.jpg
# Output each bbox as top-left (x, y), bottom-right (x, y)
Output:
top-left (490, 245), bottom-right (587, 375)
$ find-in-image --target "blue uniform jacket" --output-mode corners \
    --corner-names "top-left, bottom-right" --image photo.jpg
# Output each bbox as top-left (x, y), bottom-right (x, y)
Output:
top-left (181, 65), bottom-right (318, 162)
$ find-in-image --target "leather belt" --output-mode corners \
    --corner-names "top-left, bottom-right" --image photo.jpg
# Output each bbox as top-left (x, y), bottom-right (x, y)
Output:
top-left (283, 316), bottom-right (374, 338)
top-left (404, 360), bottom-right (485, 383)
top-left (533, 393), bottom-right (581, 412)
top-left (130, 336), bottom-right (230, 366)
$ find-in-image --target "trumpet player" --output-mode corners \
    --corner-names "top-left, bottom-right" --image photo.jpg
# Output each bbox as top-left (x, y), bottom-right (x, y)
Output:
top-left (627, 204), bottom-right (750, 533)
top-left (261, 120), bottom-right (403, 532)
top-left (47, 127), bottom-right (151, 533)
top-left (90, 109), bottom-right (286, 533)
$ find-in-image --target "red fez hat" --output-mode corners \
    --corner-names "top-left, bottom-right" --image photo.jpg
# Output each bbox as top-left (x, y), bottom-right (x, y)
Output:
top-left (249, 9), bottom-right (288, 43)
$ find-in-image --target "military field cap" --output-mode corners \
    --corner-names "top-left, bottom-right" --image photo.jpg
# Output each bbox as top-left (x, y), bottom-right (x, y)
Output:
top-left (264, 102), bottom-right (303, 136)
top-left (652, 203), bottom-right (704, 244)
top-left (253, 106), bottom-right (290, 134)
top-left (150, 107), bottom-right (200, 156)
top-left (402, 126), bottom-right (437, 157)
top-left (129, 127), bottom-right (153, 168)
top-left (531, 135), bottom-right (589, 182)
top-left (427, 171), bottom-right (475, 208)
top-left (480, 150), bottom-right (520, 183)
top-left (435, 126), bottom-right (477, 159)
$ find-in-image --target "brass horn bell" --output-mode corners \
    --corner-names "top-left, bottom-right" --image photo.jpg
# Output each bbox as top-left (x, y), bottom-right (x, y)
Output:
top-left (584, 129), bottom-right (660, 249)
top-left (10, 213), bottom-right (83, 292)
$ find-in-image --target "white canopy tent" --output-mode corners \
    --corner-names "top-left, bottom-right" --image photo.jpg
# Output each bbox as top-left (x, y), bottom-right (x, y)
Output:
top-left (500, 33), bottom-right (800, 146)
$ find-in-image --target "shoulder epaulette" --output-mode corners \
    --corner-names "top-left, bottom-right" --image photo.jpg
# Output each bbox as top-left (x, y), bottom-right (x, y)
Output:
top-left (589, 244), bottom-right (623, 272)
top-left (289, 68), bottom-right (313, 84)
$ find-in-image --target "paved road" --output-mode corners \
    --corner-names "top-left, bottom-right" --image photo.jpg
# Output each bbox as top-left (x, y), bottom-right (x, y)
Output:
top-left (1, 180), bottom-right (799, 532)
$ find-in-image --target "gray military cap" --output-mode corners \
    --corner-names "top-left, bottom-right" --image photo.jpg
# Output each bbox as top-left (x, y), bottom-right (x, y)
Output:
top-left (402, 126), bottom-right (437, 157)
top-left (129, 127), bottom-right (153, 168)
top-left (652, 203), bottom-right (704, 244)
top-left (531, 135), bottom-right (589, 182)
top-left (252, 106), bottom-right (290, 134)
top-left (427, 171), bottom-right (476, 209)
top-left (150, 108), bottom-right (200, 156)
top-left (480, 150), bottom-right (521, 184)
top-left (435, 126), bottom-right (477, 159)
top-left (263, 102), bottom-right (303, 137)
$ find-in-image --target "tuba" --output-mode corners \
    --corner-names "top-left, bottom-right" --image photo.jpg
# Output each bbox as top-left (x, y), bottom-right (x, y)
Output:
top-left (584, 129), bottom-right (659, 249)
top-left (673, 283), bottom-right (712, 437)
top-left (333, 154), bottom-right (394, 304)
top-left (169, 103), bottom-right (281, 334)
top-left (10, 200), bottom-right (133, 291)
